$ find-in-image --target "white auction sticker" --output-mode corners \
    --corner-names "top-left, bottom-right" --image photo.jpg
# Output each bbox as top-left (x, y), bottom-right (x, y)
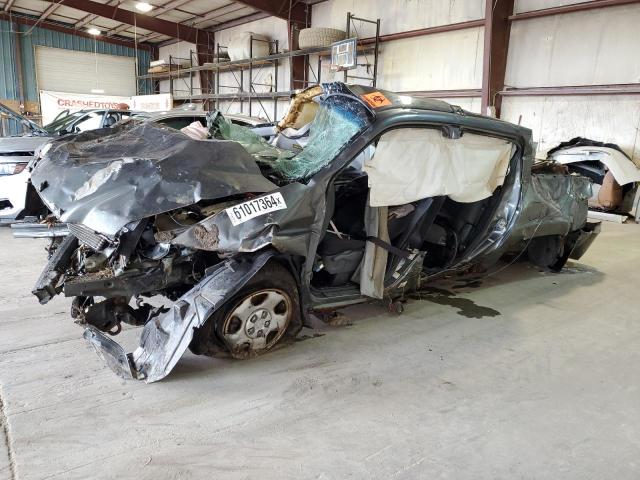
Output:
top-left (226, 192), bottom-right (287, 226)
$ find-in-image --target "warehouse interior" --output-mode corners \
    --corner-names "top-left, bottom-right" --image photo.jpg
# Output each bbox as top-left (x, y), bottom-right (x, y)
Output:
top-left (1, 1), bottom-right (639, 478)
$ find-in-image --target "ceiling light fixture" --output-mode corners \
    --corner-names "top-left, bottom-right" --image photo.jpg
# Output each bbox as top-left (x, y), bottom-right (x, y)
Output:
top-left (87, 27), bottom-right (101, 35)
top-left (90, 89), bottom-right (105, 94)
top-left (135, 2), bottom-right (153, 12)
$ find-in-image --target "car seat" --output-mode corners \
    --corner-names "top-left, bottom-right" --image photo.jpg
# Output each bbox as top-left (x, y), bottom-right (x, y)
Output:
top-left (104, 113), bottom-right (119, 127)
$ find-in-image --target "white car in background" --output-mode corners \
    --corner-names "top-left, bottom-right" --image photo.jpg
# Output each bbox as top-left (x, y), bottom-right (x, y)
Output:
top-left (1, 104), bottom-right (136, 223)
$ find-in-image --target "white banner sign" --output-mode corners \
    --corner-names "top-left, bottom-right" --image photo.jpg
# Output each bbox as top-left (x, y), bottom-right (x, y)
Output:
top-left (130, 94), bottom-right (173, 112)
top-left (39, 90), bottom-right (132, 126)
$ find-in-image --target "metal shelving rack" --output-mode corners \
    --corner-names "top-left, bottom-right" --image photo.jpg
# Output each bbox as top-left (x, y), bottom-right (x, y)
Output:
top-left (136, 13), bottom-right (381, 122)
top-left (211, 36), bottom-right (281, 120)
top-left (139, 53), bottom-right (196, 100)
top-left (344, 13), bottom-right (381, 87)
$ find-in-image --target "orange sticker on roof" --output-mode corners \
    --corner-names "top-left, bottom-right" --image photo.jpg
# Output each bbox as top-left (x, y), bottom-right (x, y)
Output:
top-left (361, 92), bottom-right (392, 108)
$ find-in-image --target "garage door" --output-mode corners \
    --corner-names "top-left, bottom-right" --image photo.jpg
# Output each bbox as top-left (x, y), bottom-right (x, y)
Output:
top-left (35, 46), bottom-right (136, 96)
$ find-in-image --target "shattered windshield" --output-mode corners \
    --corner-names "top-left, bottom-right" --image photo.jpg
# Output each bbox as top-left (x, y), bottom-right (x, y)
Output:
top-left (213, 91), bottom-right (372, 181)
top-left (270, 94), bottom-right (372, 180)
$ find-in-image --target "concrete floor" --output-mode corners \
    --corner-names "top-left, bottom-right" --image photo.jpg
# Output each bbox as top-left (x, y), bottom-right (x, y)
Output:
top-left (0, 222), bottom-right (639, 480)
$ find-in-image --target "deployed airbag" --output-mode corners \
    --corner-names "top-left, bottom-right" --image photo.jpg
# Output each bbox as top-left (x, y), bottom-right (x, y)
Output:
top-left (364, 128), bottom-right (514, 206)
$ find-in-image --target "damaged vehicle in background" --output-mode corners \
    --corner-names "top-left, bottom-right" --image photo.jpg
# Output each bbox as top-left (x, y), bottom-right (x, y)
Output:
top-left (31, 83), bottom-right (600, 383)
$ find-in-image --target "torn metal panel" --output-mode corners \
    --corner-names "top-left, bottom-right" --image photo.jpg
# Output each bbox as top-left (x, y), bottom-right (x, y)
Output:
top-left (507, 173), bottom-right (592, 243)
top-left (84, 251), bottom-right (274, 382)
top-left (550, 146), bottom-right (640, 186)
top-left (32, 234), bottom-right (78, 304)
top-left (170, 182), bottom-right (324, 257)
top-left (568, 221), bottom-right (601, 260)
top-left (30, 122), bottom-right (277, 237)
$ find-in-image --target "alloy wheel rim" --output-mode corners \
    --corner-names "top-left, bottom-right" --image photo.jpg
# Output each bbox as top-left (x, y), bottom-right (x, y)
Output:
top-left (222, 288), bottom-right (291, 355)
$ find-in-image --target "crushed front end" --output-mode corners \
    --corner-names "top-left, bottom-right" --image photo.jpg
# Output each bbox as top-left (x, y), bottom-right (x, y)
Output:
top-left (34, 219), bottom-right (278, 381)
top-left (29, 120), bottom-right (299, 382)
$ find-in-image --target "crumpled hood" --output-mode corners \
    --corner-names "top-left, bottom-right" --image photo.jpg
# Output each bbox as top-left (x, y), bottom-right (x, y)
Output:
top-left (31, 122), bottom-right (277, 236)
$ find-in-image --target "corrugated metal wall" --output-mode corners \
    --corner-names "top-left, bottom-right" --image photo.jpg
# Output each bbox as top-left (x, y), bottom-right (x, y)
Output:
top-left (0, 19), bottom-right (151, 134)
top-left (0, 21), bottom-right (19, 102)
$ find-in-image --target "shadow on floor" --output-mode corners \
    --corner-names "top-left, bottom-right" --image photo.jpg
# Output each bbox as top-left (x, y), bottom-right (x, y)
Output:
top-left (165, 259), bottom-right (605, 383)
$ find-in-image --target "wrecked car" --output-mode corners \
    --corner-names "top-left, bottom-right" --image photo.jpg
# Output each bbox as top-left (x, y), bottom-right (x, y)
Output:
top-left (31, 83), bottom-right (600, 382)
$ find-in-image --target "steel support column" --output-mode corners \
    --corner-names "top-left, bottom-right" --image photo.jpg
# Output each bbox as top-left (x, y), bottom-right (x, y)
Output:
top-left (481, 0), bottom-right (514, 117)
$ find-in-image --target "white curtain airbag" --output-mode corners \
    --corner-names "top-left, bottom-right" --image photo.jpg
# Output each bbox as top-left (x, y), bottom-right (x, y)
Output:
top-left (364, 128), bottom-right (514, 206)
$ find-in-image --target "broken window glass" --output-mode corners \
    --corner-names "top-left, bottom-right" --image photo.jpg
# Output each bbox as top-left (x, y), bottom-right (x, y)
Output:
top-left (209, 112), bottom-right (294, 162)
top-left (210, 89), bottom-right (372, 182)
top-left (269, 93), bottom-right (372, 180)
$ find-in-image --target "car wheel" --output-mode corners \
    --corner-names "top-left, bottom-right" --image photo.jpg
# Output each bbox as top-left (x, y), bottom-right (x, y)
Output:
top-left (189, 261), bottom-right (301, 359)
top-left (527, 234), bottom-right (569, 272)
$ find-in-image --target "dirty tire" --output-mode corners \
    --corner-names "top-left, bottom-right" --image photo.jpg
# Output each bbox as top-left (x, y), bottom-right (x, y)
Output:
top-left (189, 261), bottom-right (301, 359)
top-left (527, 234), bottom-right (568, 271)
top-left (298, 27), bottom-right (346, 49)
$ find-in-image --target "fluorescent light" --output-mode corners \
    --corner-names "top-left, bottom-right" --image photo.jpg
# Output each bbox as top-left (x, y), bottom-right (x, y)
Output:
top-left (135, 2), bottom-right (153, 12)
top-left (87, 28), bottom-right (101, 35)
top-left (91, 89), bottom-right (105, 94)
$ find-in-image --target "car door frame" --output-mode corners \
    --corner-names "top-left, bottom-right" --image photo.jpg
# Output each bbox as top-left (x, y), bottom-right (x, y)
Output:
top-left (68, 110), bottom-right (107, 133)
top-left (305, 107), bottom-right (531, 309)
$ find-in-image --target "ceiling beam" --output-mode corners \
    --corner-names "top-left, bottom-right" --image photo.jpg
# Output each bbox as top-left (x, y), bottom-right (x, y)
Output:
top-left (58, 0), bottom-right (213, 45)
top-left (0, 11), bottom-right (153, 51)
top-left (39, 2), bottom-right (63, 22)
top-left (139, 3), bottom-right (246, 42)
top-left (210, 11), bottom-right (270, 31)
top-left (481, 0), bottom-right (514, 117)
top-left (233, 0), bottom-right (307, 24)
top-left (75, 0), bottom-right (120, 29)
top-left (186, 3), bottom-right (247, 26)
top-left (106, 0), bottom-right (194, 37)
top-left (3, 0), bottom-right (16, 12)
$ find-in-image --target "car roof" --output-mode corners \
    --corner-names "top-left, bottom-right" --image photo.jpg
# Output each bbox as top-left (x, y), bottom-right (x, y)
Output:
top-left (340, 83), bottom-right (532, 138)
top-left (346, 84), bottom-right (455, 114)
